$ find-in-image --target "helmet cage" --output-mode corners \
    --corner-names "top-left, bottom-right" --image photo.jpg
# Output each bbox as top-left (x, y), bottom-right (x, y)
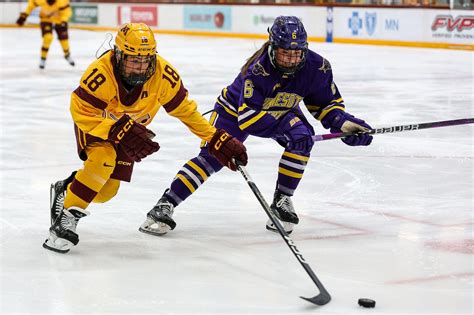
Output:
top-left (269, 16), bottom-right (308, 74)
top-left (114, 47), bottom-right (156, 87)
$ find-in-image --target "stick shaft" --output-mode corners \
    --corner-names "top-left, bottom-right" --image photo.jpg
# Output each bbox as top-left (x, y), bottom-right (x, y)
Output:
top-left (312, 118), bottom-right (474, 142)
top-left (236, 163), bottom-right (331, 305)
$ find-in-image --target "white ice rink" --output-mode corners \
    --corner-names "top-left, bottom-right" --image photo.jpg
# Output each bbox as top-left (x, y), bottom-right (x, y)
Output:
top-left (0, 28), bottom-right (473, 314)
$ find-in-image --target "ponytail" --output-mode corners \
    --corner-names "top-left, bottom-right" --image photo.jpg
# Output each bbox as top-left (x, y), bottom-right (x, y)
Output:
top-left (240, 41), bottom-right (270, 76)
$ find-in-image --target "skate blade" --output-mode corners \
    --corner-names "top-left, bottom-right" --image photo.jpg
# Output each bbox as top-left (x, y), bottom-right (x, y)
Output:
top-left (139, 221), bottom-right (171, 236)
top-left (266, 220), bottom-right (294, 234)
top-left (43, 235), bottom-right (73, 254)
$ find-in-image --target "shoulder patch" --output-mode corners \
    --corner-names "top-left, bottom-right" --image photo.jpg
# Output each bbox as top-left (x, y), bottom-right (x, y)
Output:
top-left (319, 58), bottom-right (332, 74)
top-left (251, 61), bottom-right (270, 77)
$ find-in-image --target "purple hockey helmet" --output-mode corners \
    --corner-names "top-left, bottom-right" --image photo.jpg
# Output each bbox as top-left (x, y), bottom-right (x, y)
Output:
top-left (268, 16), bottom-right (308, 74)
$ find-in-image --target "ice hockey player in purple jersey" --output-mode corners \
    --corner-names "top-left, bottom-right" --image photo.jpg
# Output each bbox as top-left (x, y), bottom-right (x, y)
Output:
top-left (139, 16), bottom-right (373, 236)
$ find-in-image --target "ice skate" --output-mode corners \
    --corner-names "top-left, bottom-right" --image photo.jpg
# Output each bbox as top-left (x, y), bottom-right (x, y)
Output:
top-left (65, 54), bottom-right (75, 67)
top-left (43, 207), bottom-right (89, 253)
top-left (39, 58), bottom-right (46, 69)
top-left (50, 171), bottom-right (77, 225)
top-left (266, 190), bottom-right (299, 234)
top-left (139, 195), bottom-right (176, 236)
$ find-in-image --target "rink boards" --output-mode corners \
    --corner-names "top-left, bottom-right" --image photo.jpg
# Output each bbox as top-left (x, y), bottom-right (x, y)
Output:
top-left (0, 2), bottom-right (472, 50)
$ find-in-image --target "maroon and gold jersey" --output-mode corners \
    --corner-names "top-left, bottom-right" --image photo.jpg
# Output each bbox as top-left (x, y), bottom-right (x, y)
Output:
top-left (71, 50), bottom-right (216, 153)
top-left (24, 0), bottom-right (71, 24)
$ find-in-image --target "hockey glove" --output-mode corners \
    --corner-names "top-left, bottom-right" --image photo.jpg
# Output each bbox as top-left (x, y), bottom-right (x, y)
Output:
top-left (208, 129), bottom-right (248, 171)
top-left (321, 109), bottom-right (373, 146)
top-left (274, 112), bottom-right (314, 154)
top-left (16, 13), bottom-right (28, 26)
top-left (108, 114), bottom-right (160, 162)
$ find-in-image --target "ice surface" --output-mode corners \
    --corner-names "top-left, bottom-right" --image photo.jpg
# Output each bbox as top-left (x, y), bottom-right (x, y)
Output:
top-left (0, 28), bottom-right (472, 314)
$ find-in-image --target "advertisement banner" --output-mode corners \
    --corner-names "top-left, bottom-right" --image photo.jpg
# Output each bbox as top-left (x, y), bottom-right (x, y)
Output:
top-left (244, 8), bottom-right (306, 34)
top-left (426, 11), bottom-right (473, 44)
top-left (334, 8), bottom-right (421, 41)
top-left (183, 6), bottom-right (231, 31)
top-left (118, 6), bottom-right (158, 27)
top-left (230, 6), bottom-right (326, 39)
top-left (71, 4), bottom-right (98, 25)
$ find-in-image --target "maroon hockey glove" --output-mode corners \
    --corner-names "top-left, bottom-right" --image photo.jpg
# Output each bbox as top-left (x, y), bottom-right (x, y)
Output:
top-left (16, 13), bottom-right (28, 26)
top-left (109, 114), bottom-right (160, 162)
top-left (208, 129), bottom-right (248, 171)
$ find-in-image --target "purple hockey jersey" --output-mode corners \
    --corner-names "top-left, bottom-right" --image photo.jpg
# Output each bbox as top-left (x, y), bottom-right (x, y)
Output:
top-left (215, 48), bottom-right (345, 138)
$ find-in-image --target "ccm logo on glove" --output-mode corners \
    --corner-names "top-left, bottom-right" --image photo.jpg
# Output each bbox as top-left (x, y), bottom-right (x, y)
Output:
top-left (109, 114), bottom-right (160, 162)
top-left (116, 119), bottom-right (134, 141)
top-left (212, 132), bottom-right (230, 150)
top-left (208, 129), bottom-right (248, 171)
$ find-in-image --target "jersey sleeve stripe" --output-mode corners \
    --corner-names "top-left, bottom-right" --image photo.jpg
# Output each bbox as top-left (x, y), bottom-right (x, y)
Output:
top-left (305, 105), bottom-right (321, 111)
top-left (216, 100), bottom-right (238, 118)
top-left (317, 105), bottom-right (345, 121)
top-left (59, 5), bottom-right (70, 10)
top-left (73, 87), bottom-right (108, 110)
top-left (74, 124), bottom-right (85, 151)
top-left (239, 112), bottom-right (266, 130)
top-left (163, 82), bottom-right (187, 113)
top-left (217, 95), bottom-right (237, 112)
top-left (238, 107), bottom-right (257, 122)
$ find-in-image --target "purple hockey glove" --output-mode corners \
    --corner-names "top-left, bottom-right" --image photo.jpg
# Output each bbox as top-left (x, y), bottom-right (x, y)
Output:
top-left (275, 112), bottom-right (314, 153)
top-left (321, 109), bottom-right (373, 146)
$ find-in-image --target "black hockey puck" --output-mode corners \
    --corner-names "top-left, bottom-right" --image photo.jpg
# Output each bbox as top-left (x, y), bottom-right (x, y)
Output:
top-left (358, 298), bottom-right (376, 308)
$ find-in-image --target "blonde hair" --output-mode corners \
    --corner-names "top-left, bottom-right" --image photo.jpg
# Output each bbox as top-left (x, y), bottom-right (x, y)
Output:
top-left (240, 41), bottom-right (270, 76)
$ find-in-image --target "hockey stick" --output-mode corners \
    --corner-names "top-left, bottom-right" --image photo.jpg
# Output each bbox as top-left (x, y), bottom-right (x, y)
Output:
top-left (312, 118), bottom-right (474, 142)
top-left (235, 160), bottom-right (331, 306)
top-left (202, 109), bottom-right (214, 116)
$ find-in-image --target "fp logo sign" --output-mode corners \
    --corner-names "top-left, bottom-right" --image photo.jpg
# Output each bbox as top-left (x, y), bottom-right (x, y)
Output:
top-left (431, 15), bottom-right (474, 32)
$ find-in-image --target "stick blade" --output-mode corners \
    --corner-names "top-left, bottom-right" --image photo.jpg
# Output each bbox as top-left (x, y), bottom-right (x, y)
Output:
top-left (300, 292), bottom-right (331, 306)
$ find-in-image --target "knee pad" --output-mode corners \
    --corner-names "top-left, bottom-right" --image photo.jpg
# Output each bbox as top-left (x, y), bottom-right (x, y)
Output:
top-left (93, 179), bottom-right (120, 203)
top-left (40, 22), bottom-right (53, 37)
top-left (42, 33), bottom-right (53, 46)
top-left (84, 143), bottom-right (117, 179)
top-left (55, 22), bottom-right (69, 40)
